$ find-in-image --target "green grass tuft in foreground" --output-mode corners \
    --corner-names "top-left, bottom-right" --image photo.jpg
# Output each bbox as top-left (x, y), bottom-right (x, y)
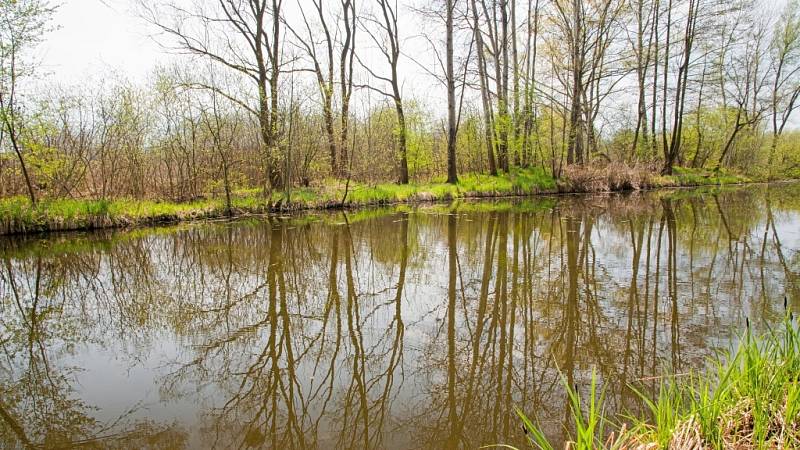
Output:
top-left (510, 314), bottom-right (800, 450)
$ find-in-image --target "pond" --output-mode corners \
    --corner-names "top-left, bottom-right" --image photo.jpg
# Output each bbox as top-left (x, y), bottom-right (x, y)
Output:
top-left (1, 183), bottom-right (799, 449)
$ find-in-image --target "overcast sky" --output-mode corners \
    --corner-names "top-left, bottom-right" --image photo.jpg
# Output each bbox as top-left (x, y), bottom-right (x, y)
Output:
top-left (35, 0), bottom-right (453, 119)
top-left (35, 0), bottom-right (799, 130)
top-left (37, 1), bottom-right (435, 90)
top-left (39, 0), bottom-right (165, 83)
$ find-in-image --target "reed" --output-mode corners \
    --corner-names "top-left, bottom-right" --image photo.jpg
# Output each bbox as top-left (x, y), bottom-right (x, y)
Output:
top-left (510, 312), bottom-right (800, 450)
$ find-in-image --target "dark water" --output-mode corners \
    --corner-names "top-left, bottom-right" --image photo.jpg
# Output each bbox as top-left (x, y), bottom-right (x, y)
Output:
top-left (1, 184), bottom-right (799, 449)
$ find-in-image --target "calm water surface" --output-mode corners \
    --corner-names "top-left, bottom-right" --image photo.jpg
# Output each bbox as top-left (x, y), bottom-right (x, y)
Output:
top-left (1, 184), bottom-right (799, 449)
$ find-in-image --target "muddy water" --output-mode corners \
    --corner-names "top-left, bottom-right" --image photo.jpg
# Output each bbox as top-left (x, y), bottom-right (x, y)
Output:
top-left (1, 183), bottom-right (799, 449)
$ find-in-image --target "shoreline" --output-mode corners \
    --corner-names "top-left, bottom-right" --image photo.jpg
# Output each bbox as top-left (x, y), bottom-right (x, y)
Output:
top-left (0, 168), bottom-right (793, 236)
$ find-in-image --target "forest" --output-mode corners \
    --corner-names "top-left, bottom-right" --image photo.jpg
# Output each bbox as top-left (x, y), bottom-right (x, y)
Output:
top-left (1, 0), bottom-right (800, 218)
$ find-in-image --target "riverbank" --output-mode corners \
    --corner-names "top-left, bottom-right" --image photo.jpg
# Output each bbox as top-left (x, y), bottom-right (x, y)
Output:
top-left (0, 166), bottom-right (768, 235)
top-left (515, 313), bottom-right (800, 450)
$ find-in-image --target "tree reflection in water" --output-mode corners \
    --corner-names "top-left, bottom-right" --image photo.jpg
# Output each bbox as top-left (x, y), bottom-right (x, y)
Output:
top-left (1, 184), bottom-right (799, 449)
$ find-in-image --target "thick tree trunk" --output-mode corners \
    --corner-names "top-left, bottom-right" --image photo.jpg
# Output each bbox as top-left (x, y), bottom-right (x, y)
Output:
top-left (498, 0), bottom-right (510, 172)
top-left (511, 0), bottom-right (520, 167)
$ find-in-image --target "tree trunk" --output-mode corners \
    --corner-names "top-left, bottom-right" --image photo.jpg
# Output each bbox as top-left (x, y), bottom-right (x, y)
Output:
top-left (396, 99), bottom-right (410, 184)
top-left (2, 112), bottom-right (37, 206)
top-left (566, 0), bottom-right (584, 166)
top-left (446, 0), bottom-right (459, 184)
top-left (663, 0), bottom-right (698, 176)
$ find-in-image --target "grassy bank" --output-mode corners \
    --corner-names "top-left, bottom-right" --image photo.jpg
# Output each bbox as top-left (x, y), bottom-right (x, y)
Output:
top-left (513, 313), bottom-right (800, 450)
top-left (0, 166), bottom-right (767, 235)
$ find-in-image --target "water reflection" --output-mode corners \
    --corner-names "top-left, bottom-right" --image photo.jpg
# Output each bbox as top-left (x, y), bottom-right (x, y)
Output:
top-left (1, 184), bottom-right (799, 449)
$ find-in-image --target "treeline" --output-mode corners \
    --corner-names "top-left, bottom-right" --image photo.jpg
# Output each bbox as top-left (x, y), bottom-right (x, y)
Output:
top-left (2, 0), bottom-right (800, 205)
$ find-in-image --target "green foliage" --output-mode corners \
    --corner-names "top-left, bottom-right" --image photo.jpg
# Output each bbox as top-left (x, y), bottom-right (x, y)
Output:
top-left (772, 131), bottom-right (800, 179)
top-left (0, 0), bottom-right (57, 60)
top-left (22, 135), bottom-right (68, 190)
top-left (566, 369), bottom-right (610, 450)
top-left (631, 315), bottom-right (800, 449)
top-left (681, 106), bottom-right (739, 168)
top-left (334, 167), bottom-right (556, 207)
top-left (0, 195), bottom-right (230, 234)
top-left (531, 107), bottom-right (567, 167)
top-left (404, 100), bottom-right (436, 178)
top-left (605, 128), bottom-right (636, 162)
top-left (456, 113), bottom-right (486, 172)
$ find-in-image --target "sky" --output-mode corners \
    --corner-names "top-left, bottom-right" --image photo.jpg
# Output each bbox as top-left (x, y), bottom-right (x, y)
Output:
top-left (40, 0), bottom-right (165, 83)
top-left (37, 0), bottom-right (436, 92)
top-left (36, 0), bottom-right (450, 117)
top-left (35, 0), bottom-right (800, 130)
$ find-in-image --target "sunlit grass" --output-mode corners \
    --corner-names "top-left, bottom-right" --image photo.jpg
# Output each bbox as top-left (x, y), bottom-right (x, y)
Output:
top-left (630, 315), bottom-right (800, 449)
top-left (0, 195), bottom-right (232, 234)
top-left (667, 167), bottom-right (752, 186)
top-left (0, 166), bottom-right (767, 234)
top-left (340, 167), bottom-right (556, 204)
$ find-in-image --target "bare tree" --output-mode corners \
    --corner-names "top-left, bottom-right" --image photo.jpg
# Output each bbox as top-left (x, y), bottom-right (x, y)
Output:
top-left (287, 0), bottom-right (357, 178)
top-left (662, 0), bottom-right (700, 175)
top-left (471, 0), bottom-right (512, 171)
top-left (520, 0), bottom-right (541, 168)
top-left (339, 0), bottom-right (357, 176)
top-left (768, 0), bottom-right (800, 171)
top-left (716, 14), bottom-right (769, 169)
top-left (138, 0), bottom-right (285, 190)
top-left (468, 0), bottom-right (497, 175)
top-left (628, 0), bottom-right (658, 160)
top-left (286, 0), bottom-right (338, 174)
top-left (552, 0), bottom-right (587, 166)
top-left (200, 71), bottom-right (241, 216)
top-left (360, 0), bottom-right (411, 183)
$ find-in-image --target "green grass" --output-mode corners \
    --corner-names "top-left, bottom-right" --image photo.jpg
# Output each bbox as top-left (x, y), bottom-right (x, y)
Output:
top-left (0, 166), bottom-right (774, 235)
top-left (337, 167), bottom-right (556, 205)
top-left (0, 168), bottom-right (559, 234)
top-left (0, 195), bottom-right (231, 234)
top-left (665, 167), bottom-right (753, 187)
top-left (511, 314), bottom-right (800, 449)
